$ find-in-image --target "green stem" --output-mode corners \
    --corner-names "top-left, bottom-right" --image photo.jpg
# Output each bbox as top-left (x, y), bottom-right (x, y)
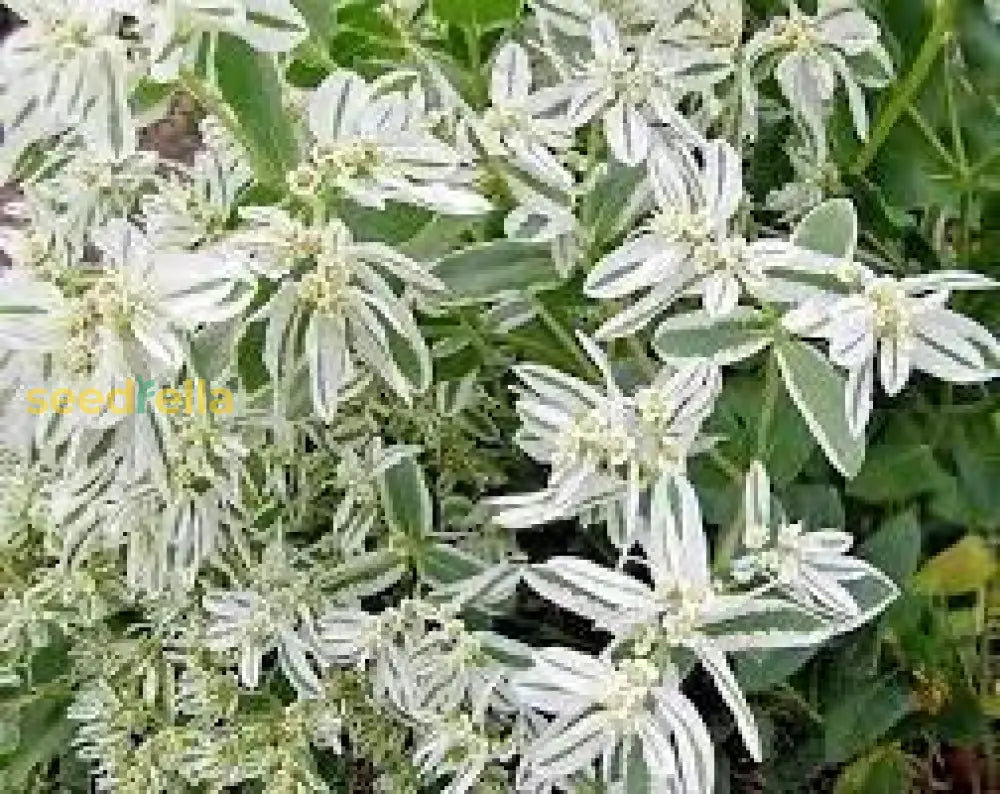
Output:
top-left (850, 0), bottom-right (954, 176)
top-left (531, 295), bottom-right (601, 381)
top-left (757, 352), bottom-right (780, 458)
top-left (464, 26), bottom-right (486, 106)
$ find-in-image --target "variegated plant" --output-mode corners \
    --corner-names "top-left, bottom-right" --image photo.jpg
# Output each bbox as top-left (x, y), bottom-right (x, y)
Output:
top-left (0, 0), bottom-right (997, 792)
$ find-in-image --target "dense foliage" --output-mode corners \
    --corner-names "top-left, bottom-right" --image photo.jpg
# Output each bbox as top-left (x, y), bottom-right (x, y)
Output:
top-left (0, 0), bottom-right (997, 791)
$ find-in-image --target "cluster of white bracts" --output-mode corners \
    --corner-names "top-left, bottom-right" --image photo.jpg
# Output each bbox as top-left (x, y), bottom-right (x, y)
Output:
top-left (1, 0), bottom-right (998, 792)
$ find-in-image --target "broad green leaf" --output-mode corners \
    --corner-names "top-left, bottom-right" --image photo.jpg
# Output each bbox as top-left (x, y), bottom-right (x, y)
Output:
top-left (586, 162), bottom-right (649, 248)
top-left (860, 510), bottom-right (922, 584)
top-left (792, 198), bottom-right (858, 260)
top-left (379, 457), bottom-right (433, 539)
top-left (782, 484), bottom-right (844, 530)
top-left (734, 647), bottom-right (816, 693)
top-left (433, 241), bottom-right (559, 302)
top-left (823, 676), bottom-right (911, 763)
top-left (214, 34), bottom-right (299, 187)
top-left (704, 371), bottom-right (814, 486)
top-left (833, 744), bottom-right (909, 794)
top-left (654, 308), bottom-right (773, 365)
top-left (847, 444), bottom-right (949, 503)
top-left (914, 534), bottom-right (997, 596)
top-left (774, 338), bottom-right (866, 478)
top-left (0, 697), bottom-right (72, 790)
top-left (432, 0), bottom-right (521, 28)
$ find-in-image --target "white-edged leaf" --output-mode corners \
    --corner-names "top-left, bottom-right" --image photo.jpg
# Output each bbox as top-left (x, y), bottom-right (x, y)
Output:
top-left (774, 338), bottom-right (866, 478)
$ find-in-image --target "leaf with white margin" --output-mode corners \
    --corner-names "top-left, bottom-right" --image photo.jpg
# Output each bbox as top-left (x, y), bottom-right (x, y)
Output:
top-left (774, 337), bottom-right (866, 478)
top-left (654, 308), bottom-right (773, 365)
top-left (523, 556), bottom-right (654, 633)
top-left (694, 644), bottom-right (761, 761)
top-left (379, 456), bottom-right (432, 539)
top-left (792, 198), bottom-right (858, 260)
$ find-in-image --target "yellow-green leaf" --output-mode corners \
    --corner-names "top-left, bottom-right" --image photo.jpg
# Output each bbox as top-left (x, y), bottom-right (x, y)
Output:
top-left (914, 535), bottom-right (997, 596)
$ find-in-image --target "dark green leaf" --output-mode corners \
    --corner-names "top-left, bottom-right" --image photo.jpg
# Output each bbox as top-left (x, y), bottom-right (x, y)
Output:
top-left (860, 510), bottom-right (922, 584)
top-left (847, 444), bottom-right (949, 503)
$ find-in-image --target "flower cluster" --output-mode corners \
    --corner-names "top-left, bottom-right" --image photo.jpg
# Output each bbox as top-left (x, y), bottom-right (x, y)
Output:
top-left (1, 0), bottom-right (997, 792)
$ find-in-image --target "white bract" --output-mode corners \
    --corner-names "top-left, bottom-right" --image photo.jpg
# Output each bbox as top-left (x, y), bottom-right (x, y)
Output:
top-left (143, 119), bottom-right (253, 249)
top-left (586, 139), bottom-right (794, 336)
top-left (138, 0), bottom-right (308, 81)
top-left (306, 70), bottom-right (492, 215)
top-left (732, 461), bottom-right (898, 629)
top-left (488, 333), bottom-right (720, 539)
top-left (0, 1), bottom-right (136, 176)
top-left (478, 41), bottom-right (574, 190)
top-left (784, 266), bottom-right (1000, 436)
top-left (0, 219), bottom-right (252, 385)
top-left (237, 209), bottom-right (444, 417)
top-left (564, 15), bottom-right (711, 165)
top-left (515, 649), bottom-right (715, 792)
top-left (747, 0), bottom-right (893, 147)
top-left (517, 473), bottom-right (888, 790)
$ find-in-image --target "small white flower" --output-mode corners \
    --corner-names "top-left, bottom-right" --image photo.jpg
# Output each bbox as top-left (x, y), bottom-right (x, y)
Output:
top-left (733, 461), bottom-right (899, 628)
top-left (143, 119), bottom-right (253, 250)
top-left (564, 15), bottom-right (710, 165)
top-left (586, 139), bottom-right (791, 336)
top-left (306, 70), bottom-right (491, 215)
top-left (0, 220), bottom-right (252, 383)
top-left (0, 0), bottom-right (137, 175)
top-left (514, 648), bottom-right (715, 793)
top-left (747, 0), bottom-right (893, 146)
top-left (478, 42), bottom-right (575, 190)
top-left (241, 210), bottom-right (444, 416)
top-left (204, 542), bottom-right (323, 698)
top-left (784, 268), bottom-right (1000, 436)
top-left (488, 334), bottom-right (720, 534)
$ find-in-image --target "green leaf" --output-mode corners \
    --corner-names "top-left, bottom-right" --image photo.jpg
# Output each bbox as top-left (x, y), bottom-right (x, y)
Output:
top-left (734, 647), bottom-right (817, 693)
top-left (823, 676), bottom-right (912, 763)
top-left (0, 697), bottom-right (72, 790)
top-left (833, 744), bottom-right (909, 794)
top-left (847, 444), bottom-right (949, 503)
top-left (431, 0), bottom-right (521, 28)
top-left (792, 198), bottom-right (858, 260)
top-left (420, 543), bottom-right (485, 585)
top-left (860, 510), bottom-right (922, 585)
top-left (774, 338), bottom-right (866, 478)
top-left (379, 457), bottom-right (433, 539)
top-left (586, 162), bottom-right (648, 249)
top-left (214, 34), bottom-right (299, 187)
top-left (292, 0), bottom-right (335, 39)
top-left (782, 484), bottom-right (844, 529)
top-left (654, 308), bottom-right (773, 365)
top-left (914, 534), bottom-right (997, 596)
top-left (433, 241), bottom-right (559, 303)
top-left (705, 372), bottom-right (814, 486)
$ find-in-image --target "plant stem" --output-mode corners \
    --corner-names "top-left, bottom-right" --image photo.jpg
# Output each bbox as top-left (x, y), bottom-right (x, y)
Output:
top-left (757, 351), bottom-right (780, 458)
top-left (850, 0), bottom-right (954, 176)
top-left (531, 295), bottom-right (601, 381)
